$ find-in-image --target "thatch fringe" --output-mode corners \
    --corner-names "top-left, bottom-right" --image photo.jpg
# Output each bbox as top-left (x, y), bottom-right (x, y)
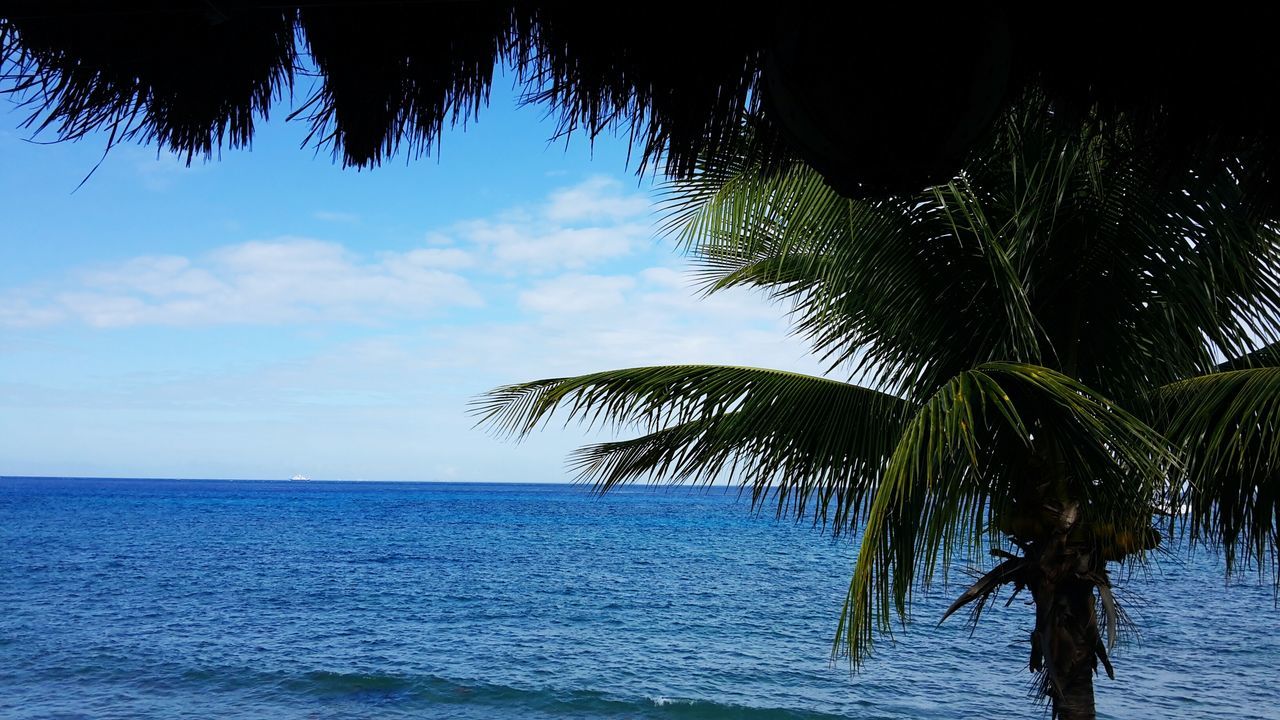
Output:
top-left (1, 2), bottom-right (296, 162)
top-left (0, 1), bottom-right (777, 176)
top-left (294, 2), bottom-right (515, 167)
top-left (517, 5), bottom-right (771, 179)
top-left (4, 4), bottom-right (1280, 205)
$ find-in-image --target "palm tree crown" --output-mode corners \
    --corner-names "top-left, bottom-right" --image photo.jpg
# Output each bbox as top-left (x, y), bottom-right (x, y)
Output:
top-left (475, 99), bottom-right (1280, 719)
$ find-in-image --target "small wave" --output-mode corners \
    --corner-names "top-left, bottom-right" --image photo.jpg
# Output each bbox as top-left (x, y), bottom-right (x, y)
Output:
top-left (179, 668), bottom-right (844, 719)
top-left (284, 670), bottom-right (423, 696)
top-left (641, 695), bottom-right (840, 720)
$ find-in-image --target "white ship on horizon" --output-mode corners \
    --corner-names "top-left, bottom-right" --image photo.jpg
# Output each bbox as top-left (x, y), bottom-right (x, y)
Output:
top-left (290, 474), bottom-right (311, 481)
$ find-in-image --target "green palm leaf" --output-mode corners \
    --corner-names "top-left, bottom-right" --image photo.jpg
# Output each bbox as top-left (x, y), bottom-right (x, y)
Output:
top-left (1160, 367), bottom-right (1280, 581)
top-left (841, 362), bottom-right (1173, 664)
top-left (667, 102), bottom-right (1280, 405)
top-left (1216, 340), bottom-right (1280, 373)
top-left (481, 94), bottom-right (1280, 717)
top-left (666, 160), bottom-right (1049, 399)
top-left (473, 365), bottom-right (910, 529)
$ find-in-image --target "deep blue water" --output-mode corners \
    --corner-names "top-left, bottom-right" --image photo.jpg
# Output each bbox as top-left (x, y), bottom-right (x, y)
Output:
top-left (0, 477), bottom-right (1276, 719)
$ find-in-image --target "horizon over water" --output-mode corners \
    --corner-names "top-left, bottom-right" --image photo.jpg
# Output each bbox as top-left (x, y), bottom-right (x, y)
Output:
top-left (2, 476), bottom-right (1277, 719)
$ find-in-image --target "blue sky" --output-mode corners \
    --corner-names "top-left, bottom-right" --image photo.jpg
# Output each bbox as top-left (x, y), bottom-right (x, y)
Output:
top-left (0, 79), bottom-right (824, 482)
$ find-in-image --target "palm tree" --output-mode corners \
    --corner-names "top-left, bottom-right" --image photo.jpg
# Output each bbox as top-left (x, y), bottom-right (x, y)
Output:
top-left (473, 100), bottom-right (1280, 719)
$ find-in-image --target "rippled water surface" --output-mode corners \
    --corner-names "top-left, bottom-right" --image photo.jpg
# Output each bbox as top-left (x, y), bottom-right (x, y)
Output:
top-left (1, 477), bottom-right (1276, 719)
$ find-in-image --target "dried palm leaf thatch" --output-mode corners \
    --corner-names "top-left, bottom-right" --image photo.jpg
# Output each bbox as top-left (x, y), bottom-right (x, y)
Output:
top-left (0, 1), bottom-right (779, 177)
top-left (517, 4), bottom-right (776, 178)
top-left (293, 2), bottom-right (516, 167)
top-left (1, 1), bottom-right (295, 161)
top-left (5, 3), bottom-right (1280, 208)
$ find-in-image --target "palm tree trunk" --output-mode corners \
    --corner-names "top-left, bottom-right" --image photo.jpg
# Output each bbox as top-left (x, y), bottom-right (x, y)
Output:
top-left (1031, 572), bottom-right (1099, 719)
top-left (1027, 500), bottom-right (1106, 720)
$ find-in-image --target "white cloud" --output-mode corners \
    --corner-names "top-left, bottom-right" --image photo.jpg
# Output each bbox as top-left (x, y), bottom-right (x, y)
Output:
top-left (5, 237), bottom-right (481, 328)
top-left (519, 274), bottom-right (636, 314)
top-left (429, 176), bottom-right (654, 273)
top-left (455, 220), bottom-right (646, 272)
top-left (80, 255), bottom-right (226, 296)
top-left (544, 176), bottom-right (650, 223)
top-left (486, 266), bottom-right (823, 379)
top-left (0, 295), bottom-right (66, 328)
top-left (0, 255), bottom-right (830, 481)
top-left (388, 247), bottom-right (475, 271)
top-left (0, 175), bottom-right (658, 330)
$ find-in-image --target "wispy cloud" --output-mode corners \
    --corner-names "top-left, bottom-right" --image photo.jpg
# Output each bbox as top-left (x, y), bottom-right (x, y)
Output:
top-left (0, 176), bottom-right (655, 329)
top-left (3, 104), bottom-right (831, 480)
top-left (519, 273), bottom-right (637, 314)
top-left (544, 176), bottom-right (650, 223)
top-left (429, 176), bottom-right (652, 273)
top-left (454, 219), bottom-right (646, 272)
top-left (481, 265), bottom-right (819, 379)
top-left (0, 296), bottom-right (66, 328)
top-left (5, 237), bottom-right (480, 328)
top-left (392, 247), bottom-right (475, 271)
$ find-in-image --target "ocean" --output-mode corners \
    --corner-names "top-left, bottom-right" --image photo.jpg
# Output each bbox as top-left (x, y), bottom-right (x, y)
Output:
top-left (1, 477), bottom-right (1276, 719)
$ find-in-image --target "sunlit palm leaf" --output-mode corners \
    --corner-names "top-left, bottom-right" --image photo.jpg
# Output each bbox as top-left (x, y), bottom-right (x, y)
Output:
top-left (665, 161), bottom-right (1051, 399)
top-left (664, 102), bottom-right (1280, 407)
top-left (473, 365), bottom-right (910, 529)
top-left (481, 95), bottom-right (1280, 695)
top-left (840, 363), bottom-right (1174, 664)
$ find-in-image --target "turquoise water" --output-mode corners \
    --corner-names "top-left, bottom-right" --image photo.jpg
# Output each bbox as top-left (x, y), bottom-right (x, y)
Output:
top-left (1, 477), bottom-right (1276, 719)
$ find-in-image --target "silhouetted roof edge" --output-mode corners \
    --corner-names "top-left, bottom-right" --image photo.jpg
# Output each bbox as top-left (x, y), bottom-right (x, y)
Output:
top-left (5, 4), bottom-right (1280, 204)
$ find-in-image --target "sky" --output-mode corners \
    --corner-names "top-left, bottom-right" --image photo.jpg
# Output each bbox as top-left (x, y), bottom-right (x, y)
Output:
top-left (0, 78), bottom-right (828, 482)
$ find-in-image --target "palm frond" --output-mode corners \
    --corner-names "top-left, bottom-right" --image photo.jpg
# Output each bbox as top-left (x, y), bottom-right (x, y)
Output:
top-left (1160, 368), bottom-right (1280, 583)
top-left (662, 152), bottom-right (1056, 400)
top-left (473, 365), bottom-right (910, 529)
top-left (931, 179), bottom-right (1043, 363)
top-left (937, 553), bottom-right (1028, 626)
top-left (662, 106), bottom-right (1280, 410)
top-left (1217, 340), bottom-right (1280, 373)
top-left (839, 362), bottom-right (1174, 664)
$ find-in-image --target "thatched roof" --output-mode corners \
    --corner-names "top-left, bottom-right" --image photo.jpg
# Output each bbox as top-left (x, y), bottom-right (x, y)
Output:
top-left (4, 3), bottom-right (1280, 202)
